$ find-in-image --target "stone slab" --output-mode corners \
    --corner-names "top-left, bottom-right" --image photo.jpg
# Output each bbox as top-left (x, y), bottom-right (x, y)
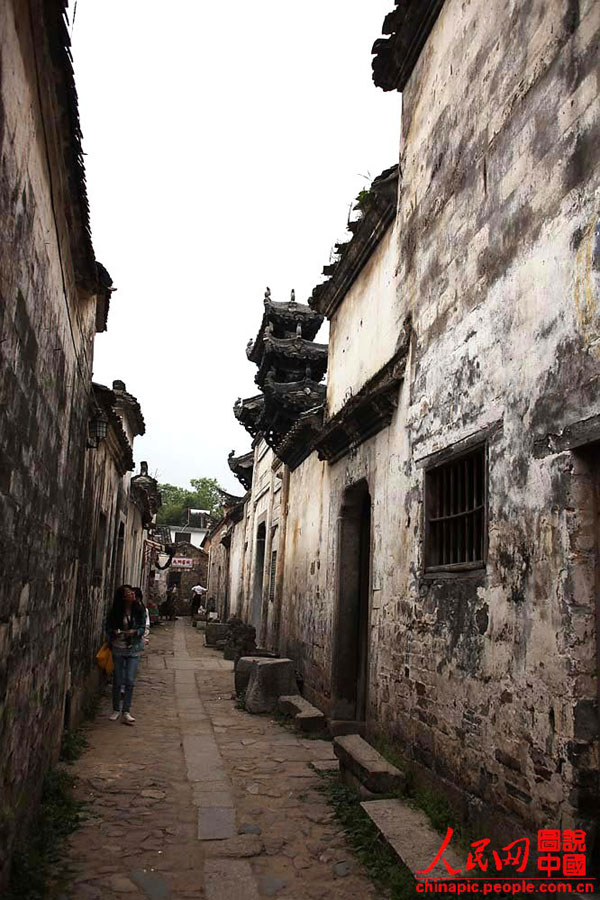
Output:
top-left (193, 791), bottom-right (234, 808)
top-left (204, 859), bottom-right (260, 900)
top-left (361, 798), bottom-right (464, 878)
top-left (183, 736), bottom-right (223, 782)
top-left (277, 694), bottom-right (326, 733)
top-left (334, 734), bottom-right (406, 794)
top-left (197, 806), bottom-right (236, 840)
top-left (192, 780), bottom-right (231, 795)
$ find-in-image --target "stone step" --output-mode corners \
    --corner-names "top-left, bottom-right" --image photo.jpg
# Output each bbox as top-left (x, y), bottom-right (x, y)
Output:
top-left (327, 719), bottom-right (366, 738)
top-left (360, 798), bottom-right (465, 879)
top-left (333, 734), bottom-right (406, 794)
top-left (277, 695), bottom-right (327, 733)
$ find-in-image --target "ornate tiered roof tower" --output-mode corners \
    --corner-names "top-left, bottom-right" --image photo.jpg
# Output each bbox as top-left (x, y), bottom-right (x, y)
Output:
top-left (234, 288), bottom-right (327, 468)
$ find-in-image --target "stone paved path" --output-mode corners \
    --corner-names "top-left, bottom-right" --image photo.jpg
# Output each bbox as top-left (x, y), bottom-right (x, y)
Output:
top-left (62, 619), bottom-right (377, 900)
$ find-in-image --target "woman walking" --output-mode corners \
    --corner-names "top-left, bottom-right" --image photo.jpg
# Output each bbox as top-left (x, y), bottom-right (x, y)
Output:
top-left (106, 584), bottom-right (146, 724)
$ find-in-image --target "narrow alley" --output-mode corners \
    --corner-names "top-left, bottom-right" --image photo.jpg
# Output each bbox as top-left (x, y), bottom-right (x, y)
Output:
top-left (2, 0), bottom-right (600, 894)
top-left (61, 621), bottom-right (376, 900)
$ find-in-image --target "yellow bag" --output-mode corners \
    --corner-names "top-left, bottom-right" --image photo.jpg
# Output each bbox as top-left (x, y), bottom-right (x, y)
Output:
top-left (96, 642), bottom-right (114, 676)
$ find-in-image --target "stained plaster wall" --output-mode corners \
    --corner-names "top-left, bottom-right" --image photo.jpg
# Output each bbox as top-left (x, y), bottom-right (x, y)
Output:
top-left (122, 501), bottom-right (145, 588)
top-left (243, 441), bottom-right (284, 648)
top-left (69, 431), bottom-right (128, 727)
top-left (327, 223), bottom-right (399, 416)
top-left (208, 440), bottom-right (285, 647)
top-left (280, 0), bottom-right (600, 836)
top-left (227, 508), bottom-right (249, 619)
top-left (0, 0), bottom-right (100, 880)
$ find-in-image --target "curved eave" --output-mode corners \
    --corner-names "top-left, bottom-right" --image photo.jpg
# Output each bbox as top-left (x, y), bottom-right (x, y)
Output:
top-left (234, 394), bottom-right (265, 437)
top-left (263, 377), bottom-right (326, 412)
top-left (371, 0), bottom-right (446, 92)
top-left (247, 301), bottom-right (324, 365)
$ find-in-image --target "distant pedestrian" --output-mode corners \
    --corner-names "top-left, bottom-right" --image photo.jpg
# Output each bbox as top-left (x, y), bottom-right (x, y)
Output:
top-left (190, 584), bottom-right (207, 617)
top-left (106, 584), bottom-right (146, 725)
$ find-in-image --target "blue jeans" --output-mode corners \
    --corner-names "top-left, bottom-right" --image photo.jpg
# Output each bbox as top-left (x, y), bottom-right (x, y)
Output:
top-left (112, 653), bottom-right (140, 713)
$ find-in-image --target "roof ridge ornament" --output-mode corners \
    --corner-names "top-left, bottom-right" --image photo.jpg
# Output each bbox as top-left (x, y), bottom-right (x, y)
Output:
top-left (290, 288), bottom-right (296, 305)
top-left (264, 286), bottom-right (271, 305)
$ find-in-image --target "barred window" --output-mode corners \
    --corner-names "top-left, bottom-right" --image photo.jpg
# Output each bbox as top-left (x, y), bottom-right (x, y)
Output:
top-left (269, 550), bottom-right (278, 602)
top-left (424, 444), bottom-right (487, 571)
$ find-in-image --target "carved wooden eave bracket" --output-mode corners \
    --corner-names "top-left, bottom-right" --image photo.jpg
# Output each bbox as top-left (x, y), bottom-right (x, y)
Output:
top-left (314, 317), bottom-right (412, 465)
top-left (310, 166), bottom-right (399, 320)
top-left (227, 450), bottom-right (254, 491)
top-left (233, 394), bottom-right (265, 439)
top-left (371, 0), bottom-right (446, 92)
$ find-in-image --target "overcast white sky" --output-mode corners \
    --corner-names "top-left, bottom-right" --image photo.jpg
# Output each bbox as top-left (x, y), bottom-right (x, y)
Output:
top-left (71, 1), bottom-right (400, 494)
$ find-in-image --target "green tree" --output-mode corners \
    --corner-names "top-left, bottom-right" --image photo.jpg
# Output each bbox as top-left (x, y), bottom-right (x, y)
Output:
top-left (156, 477), bottom-right (224, 525)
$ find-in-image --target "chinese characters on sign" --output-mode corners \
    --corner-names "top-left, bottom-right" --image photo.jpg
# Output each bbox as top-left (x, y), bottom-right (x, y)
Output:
top-left (416, 828), bottom-right (588, 879)
top-left (171, 557), bottom-right (193, 569)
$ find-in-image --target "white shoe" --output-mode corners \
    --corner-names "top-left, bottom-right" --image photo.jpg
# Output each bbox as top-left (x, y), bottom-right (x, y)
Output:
top-left (122, 712), bottom-right (135, 725)
top-left (109, 711), bottom-right (121, 721)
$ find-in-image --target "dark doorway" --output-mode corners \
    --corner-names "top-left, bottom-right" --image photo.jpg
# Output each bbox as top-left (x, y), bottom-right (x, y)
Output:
top-left (167, 571), bottom-right (181, 589)
top-left (251, 522), bottom-right (266, 635)
top-left (331, 480), bottom-right (372, 722)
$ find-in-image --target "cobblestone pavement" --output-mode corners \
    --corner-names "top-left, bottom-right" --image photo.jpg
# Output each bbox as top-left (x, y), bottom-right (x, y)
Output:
top-left (62, 619), bottom-right (377, 900)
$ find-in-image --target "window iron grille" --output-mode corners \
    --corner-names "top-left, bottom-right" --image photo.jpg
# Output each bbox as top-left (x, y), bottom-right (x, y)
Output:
top-left (269, 550), bottom-right (278, 602)
top-left (425, 444), bottom-right (486, 571)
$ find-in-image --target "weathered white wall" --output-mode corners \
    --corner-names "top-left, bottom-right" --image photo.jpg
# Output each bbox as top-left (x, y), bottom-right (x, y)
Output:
top-left (280, 0), bottom-right (600, 836)
top-left (327, 224), bottom-right (399, 416)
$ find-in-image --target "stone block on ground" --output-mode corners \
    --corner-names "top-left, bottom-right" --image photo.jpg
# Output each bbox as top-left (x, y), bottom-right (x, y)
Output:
top-left (234, 656), bottom-right (256, 696)
top-left (205, 622), bottom-right (229, 646)
top-left (333, 734), bottom-right (406, 794)
top-left (244, 658), bottom-right (297, 714)
top-left (277, 695), bottom-right (326, 733)
top-left (361, 798), bottom-right (464, 877)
